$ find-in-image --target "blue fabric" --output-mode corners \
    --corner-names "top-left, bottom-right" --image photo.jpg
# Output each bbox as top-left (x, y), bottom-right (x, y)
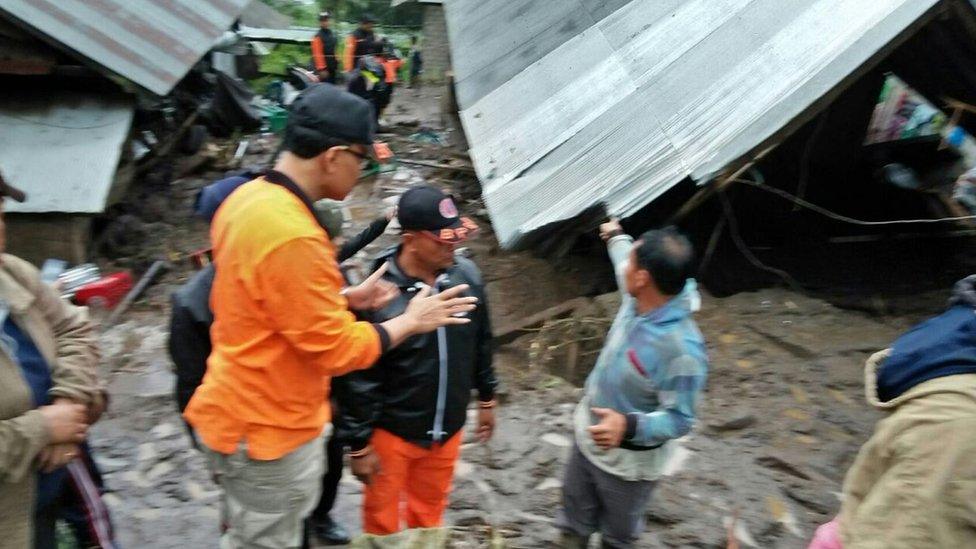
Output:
top-left (877, 304), bottom-right (976, 402)
top-left (583, 236), bottom-right (709, 447)
top-left (1, 318), bottom-right (67, 511)
top-left (2, 318), bottom-right (51, 407)
top-left (193, 170), bottom-right (262, 222)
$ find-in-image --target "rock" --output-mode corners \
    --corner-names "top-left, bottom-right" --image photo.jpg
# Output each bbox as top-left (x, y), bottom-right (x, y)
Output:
top-left (756, 454), bottom-right (813, 481)
top-left (102, 493), bottom-right (122, 509)
top-left (488, 474), bottom-right (523, 496)
top-left (118, 470), bottom-right (151, 488)
top-left (708, 413), bottom-right (757, 432)
top-left (132, 508), bottom-right (162, 521)
top-left (783, 483), bottom-right (836, 515)
top-left (143, 492), bottom-right (175, 509)
top-left (540, 433), bottom-right (571, 448)
top-left (145, 461), bottom-right (174, 481)
top-left (150, 422), bottom-right (178, 440)
top-left (137, 442), bottom-right (156, 463)
top-left (452, 510), bottom-right (487, 527)
top-left (94, 456), bottom-right (130, 474)
top-left (454, 460), bottom-right (474, 479)
top-left (661, 444), bottom-right (692, 477)
top-left (534, 478), bottom-right (561, 491)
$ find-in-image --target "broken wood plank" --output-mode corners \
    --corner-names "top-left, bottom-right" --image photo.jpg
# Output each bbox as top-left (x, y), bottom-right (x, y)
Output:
top-left (398, 158), bottom-right (476, 174)
top-left (493, 297), bottom-right (591, 345)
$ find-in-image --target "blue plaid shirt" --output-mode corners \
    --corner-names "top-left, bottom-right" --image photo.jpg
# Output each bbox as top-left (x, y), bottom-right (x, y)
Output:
top-left (573, 235), bottom-right (708, 481)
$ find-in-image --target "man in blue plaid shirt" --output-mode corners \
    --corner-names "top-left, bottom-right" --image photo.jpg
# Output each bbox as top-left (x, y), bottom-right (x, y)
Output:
top-left (558, 220), bottom-right (709, 549)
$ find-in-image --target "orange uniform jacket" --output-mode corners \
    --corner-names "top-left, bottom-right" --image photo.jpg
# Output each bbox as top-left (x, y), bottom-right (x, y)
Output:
top-left (184, 174), bottom-right (382, 460)
top-left (382, 58), bottom-right (402, 84)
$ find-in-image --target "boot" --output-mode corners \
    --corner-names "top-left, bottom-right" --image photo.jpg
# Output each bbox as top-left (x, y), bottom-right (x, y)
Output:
top-left (310, 515), bottom-right (351, 546)
top-left (558, 530), bottom-right (589, 549)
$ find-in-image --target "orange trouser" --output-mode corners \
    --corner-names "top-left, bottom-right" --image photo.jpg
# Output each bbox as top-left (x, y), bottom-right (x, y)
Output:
top-left (363, 428), bottom-right (462, 534)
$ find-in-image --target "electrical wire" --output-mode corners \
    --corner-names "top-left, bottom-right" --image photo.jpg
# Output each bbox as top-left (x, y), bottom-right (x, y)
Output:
top-left (732, 178), bottom-right (976, 226)
top-left (718, 190), bottom-right (804, 292)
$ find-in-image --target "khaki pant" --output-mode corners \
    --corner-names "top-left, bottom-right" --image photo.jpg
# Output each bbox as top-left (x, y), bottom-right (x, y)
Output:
top-left (203, 428), bottom-right (329, 549)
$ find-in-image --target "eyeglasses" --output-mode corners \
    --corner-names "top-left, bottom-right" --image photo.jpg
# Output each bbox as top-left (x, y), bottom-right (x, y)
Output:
top-left (334, 146), bottom-right (370, 170)
top-left (335, 146), bottom-right (369, 161)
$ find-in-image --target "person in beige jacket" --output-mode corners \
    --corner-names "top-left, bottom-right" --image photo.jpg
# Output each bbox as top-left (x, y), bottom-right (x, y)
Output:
top-left (0, 175), bottom-right (103, 548)
top-left (836, 275), bottom-right (976, 549)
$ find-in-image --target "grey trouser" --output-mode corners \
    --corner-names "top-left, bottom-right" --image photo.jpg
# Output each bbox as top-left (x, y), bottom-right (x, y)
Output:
top-left (557, 443), bottom-right (656, 549)
top-left (203, 428), bottom-right (328, 549)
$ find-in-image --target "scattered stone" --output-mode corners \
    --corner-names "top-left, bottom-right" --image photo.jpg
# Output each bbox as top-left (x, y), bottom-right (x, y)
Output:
top-left (662, 444), bottom-right (692, 477)
top-left (756, 454), bottom-right (813, 481)
top-left (132, 508), bottom-right (162, 521)
top-left (452, 510), bottom-right (487, 527)
top-left (118, 470), bottom-right (151, 488)
top-left (150, 422), bottom-right (178, 440)
top-left (707, 413), bottom-right (757, 432)
top-left (102, 493), bottom-right (122, 509)
top-left (540, 433), bottom-right (571, 448)
top-left (454, 460), bottom-right (474, 479)
top-left (146, 461), bottom-right (175, 481)
top-left (723, 515), bottom-right (758, 547)
top-left (534, 478), bottom-right (561, 491)
top-left (137, 442), bottom-right (156, 463)
top-left (784, 484), bottom-right (837, 515)
top-left (94, 456), bottom-right (130, 474)
top-left (766, 495), bottom-right (802, 536)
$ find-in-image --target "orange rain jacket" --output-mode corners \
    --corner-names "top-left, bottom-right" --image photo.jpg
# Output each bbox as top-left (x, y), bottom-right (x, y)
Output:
top-left (184, 172), bottom-right (383, 460)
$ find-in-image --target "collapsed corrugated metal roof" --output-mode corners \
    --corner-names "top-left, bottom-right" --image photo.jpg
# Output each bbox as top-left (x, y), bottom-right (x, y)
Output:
top-left (0, 0), bottom-right (250, 96)
top-left (0, 90), bottom-right (134, 214)
top-left (445, 0), bottom-right (950, 249)
top-left (239, 26), bottom-right (316, 45)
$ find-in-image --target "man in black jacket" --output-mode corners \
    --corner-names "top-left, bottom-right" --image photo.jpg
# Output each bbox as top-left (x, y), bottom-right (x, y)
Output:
top-left (311, 11), bottom-right (338, 83)
top-left (336, 185), bottom-right (497, 534)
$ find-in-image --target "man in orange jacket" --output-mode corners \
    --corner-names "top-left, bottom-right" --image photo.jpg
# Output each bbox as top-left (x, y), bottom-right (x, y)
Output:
top-left (374, 39), bottom-right (403, 124)
top-left (311, 11), bottom-right (338, 84)
top-left (183, 84), bottom-right (478, 549)
top-left (343, 14), bottom-right (377, 73)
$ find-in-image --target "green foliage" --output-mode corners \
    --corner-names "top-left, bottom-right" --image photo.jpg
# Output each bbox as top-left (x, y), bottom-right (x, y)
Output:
top-left (258, 0), bottom-right (424, 26)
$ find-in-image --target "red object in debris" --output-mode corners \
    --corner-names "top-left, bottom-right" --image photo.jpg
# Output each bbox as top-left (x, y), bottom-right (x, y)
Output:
top-left (74, 272), bottom-right (134, 310)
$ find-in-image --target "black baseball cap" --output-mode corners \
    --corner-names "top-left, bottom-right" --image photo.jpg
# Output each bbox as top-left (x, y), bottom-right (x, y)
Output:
top-left (0, 171), bottom-right (26, 202)
top-left (360, 13), bottom-right (377, 23)
top-left (283, 84), bottom-right (375, 158)
top-left (318, 11), bottom-right (331, 20)
top-left (398, 185), bottom-right (478, 244)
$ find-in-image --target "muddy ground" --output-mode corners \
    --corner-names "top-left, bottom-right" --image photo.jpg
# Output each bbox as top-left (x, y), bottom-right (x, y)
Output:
top-left (85, 85), bottom-right (956, 548)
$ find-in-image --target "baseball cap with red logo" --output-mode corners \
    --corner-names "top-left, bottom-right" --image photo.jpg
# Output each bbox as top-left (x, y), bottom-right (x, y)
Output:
top-left (397, 185), bottom-right (478, 244)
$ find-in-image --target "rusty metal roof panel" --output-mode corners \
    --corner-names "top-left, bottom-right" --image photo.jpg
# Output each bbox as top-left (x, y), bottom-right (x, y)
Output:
top-left (446, 0), bottom-right (944, 249)
top-left (0, 90), bottom-right (134, 214)
top-left (0, 0), bottom-right (250, 95)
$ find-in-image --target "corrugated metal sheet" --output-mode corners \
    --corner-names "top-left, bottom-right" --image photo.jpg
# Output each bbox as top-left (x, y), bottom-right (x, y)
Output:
top-left (239, 26), bottom-right (316, 45)
top-left (0, 90), bottom-right (134, 214)
top-left (0, 0), bottom-right (250, 96)
top-left (446, 0), bottom-right (945, 249)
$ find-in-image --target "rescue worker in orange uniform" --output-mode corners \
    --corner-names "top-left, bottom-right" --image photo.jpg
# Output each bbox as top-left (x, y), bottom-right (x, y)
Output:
top-left (183, 85), bottom-right (479, 549)
top-left (343, 14), bottom-right (377, 74)
top-left (374, 39), bottom-right (403, 124)
top-left (311, 11), bottom-right (338, 84)
top-left (336, 185), bottom-right (498, 535)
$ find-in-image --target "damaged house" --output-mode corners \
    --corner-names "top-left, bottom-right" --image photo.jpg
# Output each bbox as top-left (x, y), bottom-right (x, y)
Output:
top-left (445, 0), bottom-right (976, 276)
top-left (0, 0), bottom-right (254, 264)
